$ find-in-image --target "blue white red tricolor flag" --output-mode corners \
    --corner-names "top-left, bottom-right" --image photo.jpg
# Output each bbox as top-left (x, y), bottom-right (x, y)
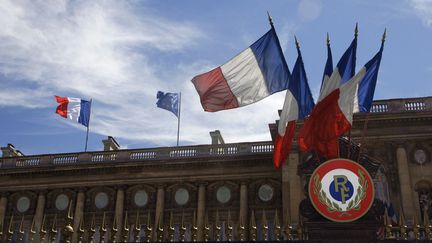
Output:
top-left (55, 96), bottom-right (91, 127)
top-left (191, 27), bottom-right (290, 112)
top-left (299, 29), bottom-right (385, 159)
top-left (156, 91), bottom-right (180, 117)
top-left (273, 39), bottom-right (314, 169)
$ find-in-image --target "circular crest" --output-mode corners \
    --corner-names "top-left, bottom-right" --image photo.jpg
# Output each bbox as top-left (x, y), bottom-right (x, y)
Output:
top-left (308, 158), bottom-right (374, 222)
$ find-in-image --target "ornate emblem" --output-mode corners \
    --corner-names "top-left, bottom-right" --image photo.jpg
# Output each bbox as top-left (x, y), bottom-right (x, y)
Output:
top-left (308, 158), bottom-right (374, 222)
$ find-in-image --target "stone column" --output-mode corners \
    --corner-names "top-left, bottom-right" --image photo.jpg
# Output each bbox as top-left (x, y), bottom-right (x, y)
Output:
top-left (396, 145), bottom-right (416, 219)
top-left (281, 162), bottom-right (290, 226)
top-left (0, 193), bottom-right (8, 233)
top-left (34, 191), bottom-right (46, 232)
top-left (239, 183), bottom-right (248, 224)
top-left (153, 185), bottom-right (165, 241)
top-left (71, 189), bottom-right (85, 243)
top-left (288, 152), bottom-right (301, 225)
top-left (196, 184), bottom-right (206, 241)
top-left (239, 182), bottom-right (248, 237)
top-left (114, 187), bottom-right (125, 239)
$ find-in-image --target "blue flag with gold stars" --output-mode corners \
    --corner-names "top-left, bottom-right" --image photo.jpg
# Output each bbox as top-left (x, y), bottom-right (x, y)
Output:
top-left (156, 91), bottom-right (179, 117)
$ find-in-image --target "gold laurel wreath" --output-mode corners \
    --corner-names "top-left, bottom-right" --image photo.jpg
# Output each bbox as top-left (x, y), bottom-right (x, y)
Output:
top-left (313, 169), bottom-right (368, 214)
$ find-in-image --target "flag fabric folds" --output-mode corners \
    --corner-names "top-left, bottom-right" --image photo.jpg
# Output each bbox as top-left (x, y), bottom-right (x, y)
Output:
top-left (273, 41), bottom-right (314, 169)
top-left (191, 28), bottom-right (290, 112)
top-left (156, 91), bottom-right (179, 117)
top-left (55, 96), bottom-right (91, 127)
top-left (299, 34), bottom-right (385, 159)
top-left (298, 35), bottom-right (358, 159)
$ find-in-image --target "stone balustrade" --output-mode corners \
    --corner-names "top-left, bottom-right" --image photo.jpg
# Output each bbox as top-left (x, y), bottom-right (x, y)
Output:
top-left (0, 141), bottom-right (274, 170)
top-left (369, 96), bottom-right (432, 113)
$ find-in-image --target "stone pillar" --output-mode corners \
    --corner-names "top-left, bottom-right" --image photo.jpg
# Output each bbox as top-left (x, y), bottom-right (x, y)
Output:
top-left (396, 145), bottom-right (416, 220)
top-left (34, 191), bottom-right (46, 232)
top-left (0, 193), bottom-right (8, 232)
top-left (282, 161), bottom-right (290, 226)
top-left (114, 187), bottom-right (125, 239)
top-left (196, 184), bottom-right (206, 241)
top-left (288, 152), bottom-right (301, 225)
top-left (239, 182), bottom-right (248, 235)
top-left (153, 185), bottom-right (165, 241)
top-left (72, 189), bottom-right (85, 243)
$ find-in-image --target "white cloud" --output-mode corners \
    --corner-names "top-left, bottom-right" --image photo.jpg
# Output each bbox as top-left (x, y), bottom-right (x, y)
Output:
top-left (297, 0), bottom-right (322, 22)
top-left (408, 0), bottom-right (432, 26)
top-left (0, 0), bottom-right (286, 148)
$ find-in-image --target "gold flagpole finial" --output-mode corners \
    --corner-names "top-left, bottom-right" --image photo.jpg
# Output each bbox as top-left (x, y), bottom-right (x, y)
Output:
top-left (355, 23), bottom-right (359, 38)
top-left (327, 32), bottom-right (331, 46)
top-left (267, 11), bottom-right (274, 28)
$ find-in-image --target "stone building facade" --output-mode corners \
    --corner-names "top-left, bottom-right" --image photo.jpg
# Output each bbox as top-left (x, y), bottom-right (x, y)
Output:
top-left (0, 96), bottom-right (431, 242)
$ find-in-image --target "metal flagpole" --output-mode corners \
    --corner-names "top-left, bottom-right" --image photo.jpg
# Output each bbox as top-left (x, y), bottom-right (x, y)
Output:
top-left (84, 99), bottom-right (92, 152)
top-left (177, 93), bottom-right (181, 147)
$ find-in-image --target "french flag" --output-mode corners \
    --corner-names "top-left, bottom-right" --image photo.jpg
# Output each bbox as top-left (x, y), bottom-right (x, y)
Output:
top-left (191, 27), bottom-right (290, 112)
top-left (299, 30), bottom-right (385, 159)
top-left (273, 38), bottom-right (314, 169)
top-left (55, 96), bottom-right (91, 127)
top-left (299, 29), bottom-right (357, 159)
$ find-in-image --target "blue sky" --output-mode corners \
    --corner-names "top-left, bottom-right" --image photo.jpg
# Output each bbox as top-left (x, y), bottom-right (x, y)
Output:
top-left (1, 0), bottom-right (431, 155)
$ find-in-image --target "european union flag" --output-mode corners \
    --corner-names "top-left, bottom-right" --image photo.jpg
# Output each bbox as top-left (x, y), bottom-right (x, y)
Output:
top-left (156, 91), bottom-right (179, 117)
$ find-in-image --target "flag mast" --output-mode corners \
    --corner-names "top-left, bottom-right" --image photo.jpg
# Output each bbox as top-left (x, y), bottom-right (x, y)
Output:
top-left (177, 93), bottom-right (181, 146)
top-left (84, 99), bottom-right (92, 152)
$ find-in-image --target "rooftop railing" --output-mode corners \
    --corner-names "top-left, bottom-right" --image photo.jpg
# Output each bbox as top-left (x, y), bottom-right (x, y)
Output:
top-left (369, 96), bottom-right (432, 113)
top-left (0, 141), bottom-right (274, 170)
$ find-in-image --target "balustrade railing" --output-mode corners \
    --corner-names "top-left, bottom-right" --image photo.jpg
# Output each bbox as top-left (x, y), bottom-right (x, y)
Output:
top-left (0, 141), bottom-right (274, 170)
top-left (369, 96), bottom-right (432, 113)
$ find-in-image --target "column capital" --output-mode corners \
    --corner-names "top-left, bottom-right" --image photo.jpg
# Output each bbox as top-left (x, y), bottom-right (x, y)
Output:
top-left (36, 190), bottom-right (48, 196)
top-left (76, 187), bottom-right (88, 193)
top-left (114, 185), bottom-right (128, 191)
